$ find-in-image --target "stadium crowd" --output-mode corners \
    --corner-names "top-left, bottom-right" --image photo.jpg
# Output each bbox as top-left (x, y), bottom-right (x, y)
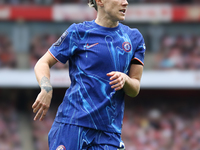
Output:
top-left (29, 33), bottom-right (68, 69)
top-left (30, 103), bottom-right (200, 150)
top-left (153, 35), bottom-right (200, 70)
top-left (0, 90), bottom-right (22, 150)
top-left (122, 107), bottom-right (200, 150)
top-left (1, 32), bottom-right (200, 70)
top-left (0, 34), bottom-right (17, 69)
top-left (0, 85), bottom-right (200, 150)
top-left (1, 97), bottom-right (200, 150)
top-left (0, 88), bottom-right (196, 150)
top-left (31, 111), bottom-right (54, 150)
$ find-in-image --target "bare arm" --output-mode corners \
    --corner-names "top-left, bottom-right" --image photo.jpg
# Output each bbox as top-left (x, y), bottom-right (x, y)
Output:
top-left (32, 51), bottom-right (57, 121)
top-left (107, 64), bottom-right (143, 97)
top-left (123, 64), bottom-right (143, 97)
top-left (34, 51), bottom-right (57, 85)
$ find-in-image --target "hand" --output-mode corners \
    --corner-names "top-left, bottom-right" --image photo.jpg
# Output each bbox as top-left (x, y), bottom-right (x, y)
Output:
top-left (32, 89), bottom-right (52, 121)
top-left (107, 71), bottom-right (127, 91)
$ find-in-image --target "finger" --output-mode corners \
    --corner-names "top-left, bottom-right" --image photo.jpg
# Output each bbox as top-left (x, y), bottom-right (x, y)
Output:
top-left (111, 79), bottom-right (124, 90)
top-left (113, 84), bottom-right (124, 91)
top-left (111, 82), bottom-right (123, 89)
top-left (106, 72), bottom-right (115, 76)
top-left (34, 107), bottom-right (43, 121)
top-left (33, 103), bottom-right (42, 113)
top-left (109, 76), bottom-right (122, 85)
top-left (32, 100), bottom-right (39, 109)
top-left (109, 79), bottom-right (119, 85)
top-left (109, 74), bottom-right (120, 81)
top-left (39, 109), bottom-right (48, 121)
top-left (114, 86), bottom-right (123, 91)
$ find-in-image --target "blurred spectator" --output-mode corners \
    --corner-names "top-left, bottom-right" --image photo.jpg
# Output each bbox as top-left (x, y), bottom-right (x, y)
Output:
top-left (121, 106), bottom-right (200, 150)
top-left (0, 101), bottom-right (22, 150)
top-left (188, 46), bottom-right (200, 69)
top-left (31, 111), bottom-right (54, 150)
top-left (153, 35), bottom-right (200, 70)
top-left (29, 33), bottom-right (69, 69)
top-left (0, 34), bottom-right (17, 69)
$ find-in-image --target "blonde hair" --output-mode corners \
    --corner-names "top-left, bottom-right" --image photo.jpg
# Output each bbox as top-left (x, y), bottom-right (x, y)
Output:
top-left (88, 0), bottom-right (98, 11)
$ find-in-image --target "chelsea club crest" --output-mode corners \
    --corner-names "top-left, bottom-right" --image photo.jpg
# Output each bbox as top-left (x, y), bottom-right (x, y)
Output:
top-left (122, 42), bottom-right (131, 52)
top-left (56, 145), bottom-right (66, 150)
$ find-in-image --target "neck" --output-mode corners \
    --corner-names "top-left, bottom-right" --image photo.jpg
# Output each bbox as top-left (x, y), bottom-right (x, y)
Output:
top-left (95, 16), bottom-right (119, 28)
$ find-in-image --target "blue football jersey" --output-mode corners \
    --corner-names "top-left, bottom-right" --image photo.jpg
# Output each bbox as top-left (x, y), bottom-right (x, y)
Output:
top-left (49, 20), bottom-right (146, 133)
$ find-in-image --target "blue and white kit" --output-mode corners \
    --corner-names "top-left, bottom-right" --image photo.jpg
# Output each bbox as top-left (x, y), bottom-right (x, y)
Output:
top-left (48, 20), bottom-right (146, 150)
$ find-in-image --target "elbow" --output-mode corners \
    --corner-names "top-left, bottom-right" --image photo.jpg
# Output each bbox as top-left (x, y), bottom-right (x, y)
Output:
top-left (34, 58), bottom-right (49, 72)
top-left (127, 89), bottom-right (140, 98)
top-left (124, 81), bottom-right (141, 98)
top-left (34, 59), bottom-right (45, 74)
top-left (34, 63), bottom-right (37, 73)
top-left (126, 85), bottom-right (140, 98)
top-left (34, 61), bottom-right (39, 73)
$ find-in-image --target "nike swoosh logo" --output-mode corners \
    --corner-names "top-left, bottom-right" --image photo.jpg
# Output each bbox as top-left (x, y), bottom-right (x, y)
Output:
top-left (85, 43), bottom-right (99, 49)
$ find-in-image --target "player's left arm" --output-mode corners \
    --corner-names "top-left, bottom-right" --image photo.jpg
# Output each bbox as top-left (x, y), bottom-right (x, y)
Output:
top-left (107, 64), bottom-right (143, 97)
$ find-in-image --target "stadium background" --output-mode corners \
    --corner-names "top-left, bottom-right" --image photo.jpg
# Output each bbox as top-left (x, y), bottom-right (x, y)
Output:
top-left (0, 0), bottom-right (200, 150)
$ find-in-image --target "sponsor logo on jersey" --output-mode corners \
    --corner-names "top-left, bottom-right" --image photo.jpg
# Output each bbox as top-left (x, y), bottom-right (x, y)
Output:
top-left (138, 43), bottom-right (146, 50)
top-left (117, 141), bottom-right (125, 150)
top-left (56, 145), bottom-right (66, 150)
top-left (85, 43), bottom-right (99, 49)
top-left (54, 31), bottom-right (69, 46)
top-left (122, 42), bottom-right (131, 52)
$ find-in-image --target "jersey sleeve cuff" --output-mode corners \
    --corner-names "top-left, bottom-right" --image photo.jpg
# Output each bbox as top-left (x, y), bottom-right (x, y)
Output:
top-left (131, 58), bottom-right (144, 66)
top-left (48, 50), bottom-right (65, 64)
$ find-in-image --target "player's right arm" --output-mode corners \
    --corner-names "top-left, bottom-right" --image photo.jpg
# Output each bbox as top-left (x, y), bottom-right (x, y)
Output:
top-left (32, 51), bottom-right (57, 121)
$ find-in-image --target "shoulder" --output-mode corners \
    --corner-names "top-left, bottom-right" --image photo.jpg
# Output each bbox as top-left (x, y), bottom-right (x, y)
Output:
top-left (69, 21), bottom-right (93, 31)
top-left (119, 23), bottom-right (143, 37)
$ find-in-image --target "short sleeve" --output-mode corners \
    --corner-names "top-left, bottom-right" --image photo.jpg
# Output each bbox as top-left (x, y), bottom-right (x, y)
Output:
top-left (48, 23), bottom-right (78, 64)
top-left (131, 30), bottom-right (146, 66)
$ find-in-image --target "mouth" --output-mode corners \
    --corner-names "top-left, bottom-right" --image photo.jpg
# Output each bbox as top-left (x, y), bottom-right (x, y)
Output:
top-left (119, 9), bottom-right (126, 14)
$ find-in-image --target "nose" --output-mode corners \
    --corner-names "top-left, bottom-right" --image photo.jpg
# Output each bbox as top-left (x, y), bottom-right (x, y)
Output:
top-left (122, 0), bottom-right (128, 6)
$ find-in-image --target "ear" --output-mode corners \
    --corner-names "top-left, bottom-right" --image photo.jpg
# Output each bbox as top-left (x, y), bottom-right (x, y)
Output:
top-left (96, 0), bottom-right (104, 7)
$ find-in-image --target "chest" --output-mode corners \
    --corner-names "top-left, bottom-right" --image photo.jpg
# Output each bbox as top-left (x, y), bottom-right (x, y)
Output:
top-left (85, 32), bottom-right (133, 58)
top-left (72, 30), bottom-right (136, 73)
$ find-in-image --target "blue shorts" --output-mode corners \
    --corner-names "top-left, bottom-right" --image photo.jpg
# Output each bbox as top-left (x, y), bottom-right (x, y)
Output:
top-left (48, 121), bottom-right (125, 150)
